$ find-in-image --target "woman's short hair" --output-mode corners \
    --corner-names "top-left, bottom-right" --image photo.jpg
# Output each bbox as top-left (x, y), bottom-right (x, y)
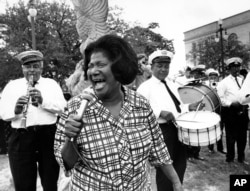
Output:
top-left (84, 34), bottom-right (139, 85)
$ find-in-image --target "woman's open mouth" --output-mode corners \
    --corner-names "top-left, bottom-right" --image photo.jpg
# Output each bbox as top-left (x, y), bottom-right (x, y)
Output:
top-left (93, 79), bottom-right (106, 90)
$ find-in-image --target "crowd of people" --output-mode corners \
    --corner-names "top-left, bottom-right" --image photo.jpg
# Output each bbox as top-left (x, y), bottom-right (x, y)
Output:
top-left (0, 34), bottom-right (249, 191)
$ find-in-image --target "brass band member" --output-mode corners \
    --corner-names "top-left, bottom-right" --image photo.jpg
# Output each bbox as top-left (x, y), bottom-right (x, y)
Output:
top-left (0, 50), bottom-right (66, 191)
top-left (137, 49), bottom-right (204, 191)
top-left (205, 68), bottom-right (226, 154)
top-left (205, 68), bottom-right (220, 90)
top-left (217, 57), bottom-right (249, 164)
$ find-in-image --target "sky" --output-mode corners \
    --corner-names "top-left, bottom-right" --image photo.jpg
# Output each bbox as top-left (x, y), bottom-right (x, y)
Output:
top-left (0, 0), bottom-right (249, 74)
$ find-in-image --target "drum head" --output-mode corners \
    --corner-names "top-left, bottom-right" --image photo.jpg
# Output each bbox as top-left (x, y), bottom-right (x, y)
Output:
top-left (176, 111), bottom-right (220, 130)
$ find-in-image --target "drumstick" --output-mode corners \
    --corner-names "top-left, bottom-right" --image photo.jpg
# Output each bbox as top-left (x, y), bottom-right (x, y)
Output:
top-left (176, 119), bottom-right (205, 123)
top-left (192, 95), bottom-right (205, 119)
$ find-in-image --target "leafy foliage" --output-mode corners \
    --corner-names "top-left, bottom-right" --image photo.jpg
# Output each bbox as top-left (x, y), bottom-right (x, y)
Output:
top-left (0, 49), bottom-right (22, 88)
top-left (0, 0), bottom-right (80, 88)
top-left (108, 6), bottom-right (174, 56)
top-left (186, 34), bottom-right (250, 77)
top-left (0, 0), bottom-right (174, 89)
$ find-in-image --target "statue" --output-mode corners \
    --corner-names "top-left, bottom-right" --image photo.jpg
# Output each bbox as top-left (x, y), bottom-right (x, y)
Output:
top-left (66, 0), bottom-right (110, 96)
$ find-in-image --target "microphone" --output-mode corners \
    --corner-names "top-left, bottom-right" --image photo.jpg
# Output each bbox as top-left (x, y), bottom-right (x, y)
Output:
top-left (70, 93), bottom-right (93, 141)
top-left (68, 93), bottom-right (93, 171)
top-left (76, 99), bottom-right (89, 118)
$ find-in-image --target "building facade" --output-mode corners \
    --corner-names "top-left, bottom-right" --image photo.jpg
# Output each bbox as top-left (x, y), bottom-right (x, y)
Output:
top-left (184, 10), bottom-right (250, 67)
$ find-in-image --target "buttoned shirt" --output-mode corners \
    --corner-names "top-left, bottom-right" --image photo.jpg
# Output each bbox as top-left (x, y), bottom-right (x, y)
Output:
top-left (0, 77), bottom-right (66, 128)
top-left (54, 86), bottom-right (171, 191)
top-left (137, 76), bottom-right (189, 124)
top-left (217, 74), bottom-right (243, 107)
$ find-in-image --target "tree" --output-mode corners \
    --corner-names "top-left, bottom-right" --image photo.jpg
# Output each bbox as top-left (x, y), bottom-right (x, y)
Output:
top-left (0, 1), bottom-right (174, 89)
top-left (0, 0), bottom-right (80, 88)
top-left (107, 6), bottom-right (174, 55)
top-left (187, 34), bottom-right (250, 77)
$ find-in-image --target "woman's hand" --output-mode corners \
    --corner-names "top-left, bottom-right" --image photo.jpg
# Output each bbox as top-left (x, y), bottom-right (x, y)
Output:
top-left (64, 91), bottom-right (93, 140)
top-left (173, 182), bottom-right (184, 191)
top-left (64, 114), bottom-right (83, 140)
top-left (159, 164), bottom-right (184, 191)
top-left (62, 114), bottom-right (84, 169)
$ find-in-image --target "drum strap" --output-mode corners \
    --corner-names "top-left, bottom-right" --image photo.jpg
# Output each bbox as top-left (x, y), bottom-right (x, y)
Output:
top-left (161, 80), bottom-right (181, 113)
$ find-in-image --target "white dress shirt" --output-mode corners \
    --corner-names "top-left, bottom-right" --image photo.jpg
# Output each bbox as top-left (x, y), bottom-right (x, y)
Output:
top-left (0, 77), bottom-right (67, 128)
top-left (217, 74), bottom-right (243, 107)
top-left (239, 73), bottom-right (250, 105)
top-left (137, 76), bottom-right (189, 124)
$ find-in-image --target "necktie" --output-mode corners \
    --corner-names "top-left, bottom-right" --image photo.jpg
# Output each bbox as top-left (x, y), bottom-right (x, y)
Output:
top-left (161, 80), bottom-right (181, 113)
top-left (235, 76), bottom-right (241, 88)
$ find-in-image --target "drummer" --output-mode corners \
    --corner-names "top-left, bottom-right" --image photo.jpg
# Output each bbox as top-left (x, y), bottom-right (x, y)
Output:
top-left (137, 49), bottom-right (204, 191)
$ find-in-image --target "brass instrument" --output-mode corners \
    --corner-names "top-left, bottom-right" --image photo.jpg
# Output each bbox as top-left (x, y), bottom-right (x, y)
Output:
top-left (20, 75), bottom-right (34, 128)
top-left (209, 79), bottom-right (218, 90)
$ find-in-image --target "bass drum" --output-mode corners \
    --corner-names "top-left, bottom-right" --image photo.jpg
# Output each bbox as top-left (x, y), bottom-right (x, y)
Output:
top-left (178, 83), bottom-right (221, 114)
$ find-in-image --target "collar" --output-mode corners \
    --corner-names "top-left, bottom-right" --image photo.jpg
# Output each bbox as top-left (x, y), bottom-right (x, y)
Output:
top-left (25, 77), bottom-right (42, 83)
top-left (151, 75), bottom-right (164, 84)
top-left (229, 74), bottom-right (239, 79)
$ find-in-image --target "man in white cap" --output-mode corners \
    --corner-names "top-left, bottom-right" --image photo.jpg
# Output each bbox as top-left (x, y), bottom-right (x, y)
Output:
top-left (217, 57), bottom-right (249, 165)
top-left (204, 68), bottom-right (227, 154)
top-left (205, 68), bottom-right (220, 89)
top-left (0, 50), bottom-right (67, 190)
top-left (138, 49), bottom-right (204, 191)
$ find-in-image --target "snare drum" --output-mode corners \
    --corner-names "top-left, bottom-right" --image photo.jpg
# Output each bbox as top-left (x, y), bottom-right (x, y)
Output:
top-left (176, 111), bottom-right (221, 146)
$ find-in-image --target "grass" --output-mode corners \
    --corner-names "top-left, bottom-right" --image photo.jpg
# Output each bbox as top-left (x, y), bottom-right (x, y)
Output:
top-left (183, 137), bottom-right (250, 191)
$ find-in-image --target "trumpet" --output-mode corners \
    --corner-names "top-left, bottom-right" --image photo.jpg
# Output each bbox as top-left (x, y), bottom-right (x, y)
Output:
top-left (209, 80), bottom-right (218, 89)
top-left (20, 75), bottom-right (35, 128)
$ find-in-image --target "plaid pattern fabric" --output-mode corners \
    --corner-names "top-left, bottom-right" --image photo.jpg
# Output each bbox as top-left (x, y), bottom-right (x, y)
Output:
top-left (54, 86), bottom-right (171, 191)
